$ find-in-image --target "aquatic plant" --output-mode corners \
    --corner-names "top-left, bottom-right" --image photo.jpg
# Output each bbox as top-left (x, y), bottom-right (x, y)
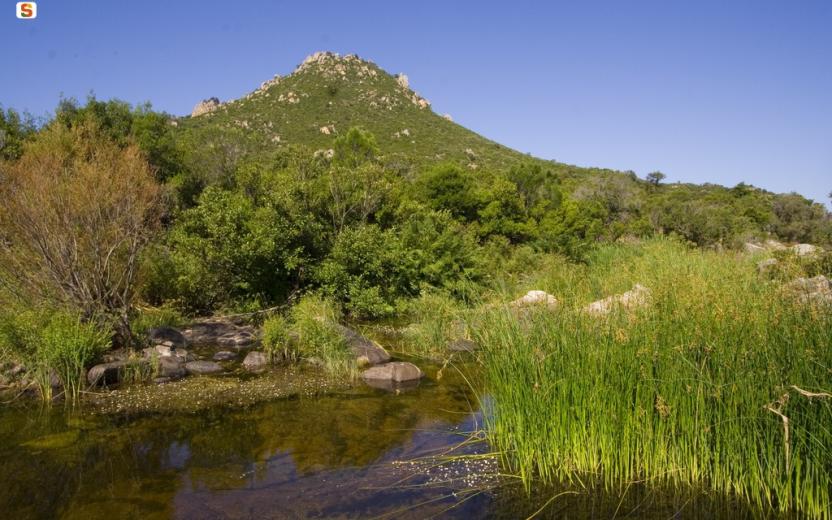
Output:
top-left (476, 239), bottom-right (832, 517)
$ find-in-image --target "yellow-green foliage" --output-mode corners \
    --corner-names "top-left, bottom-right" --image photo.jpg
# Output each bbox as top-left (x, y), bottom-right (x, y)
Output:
top-left (477, 238), bottom-right (832, 517)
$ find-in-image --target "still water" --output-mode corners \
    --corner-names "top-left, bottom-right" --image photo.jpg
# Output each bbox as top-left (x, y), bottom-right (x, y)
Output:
top-left (0, 366), bottom-right (764, 519)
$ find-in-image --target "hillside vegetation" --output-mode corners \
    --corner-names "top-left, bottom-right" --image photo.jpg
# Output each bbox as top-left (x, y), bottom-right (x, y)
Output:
top-left (0, 50), bottom-right (830, 386)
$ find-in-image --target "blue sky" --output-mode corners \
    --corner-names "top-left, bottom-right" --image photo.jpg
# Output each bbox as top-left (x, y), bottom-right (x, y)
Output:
top-left (2, 0), bottom-right (830, 206)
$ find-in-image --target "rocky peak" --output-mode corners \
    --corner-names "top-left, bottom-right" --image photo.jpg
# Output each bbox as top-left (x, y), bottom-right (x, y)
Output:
top-left (191, 97), bottom-right (221, 117)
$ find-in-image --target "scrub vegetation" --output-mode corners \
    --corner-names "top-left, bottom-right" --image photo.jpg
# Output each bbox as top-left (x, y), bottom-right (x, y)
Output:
top-left (0, 52), bottom-right (830, 516)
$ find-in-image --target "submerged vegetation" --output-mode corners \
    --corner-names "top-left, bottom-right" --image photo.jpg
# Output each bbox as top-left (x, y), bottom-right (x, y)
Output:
top-left (475, 239), bottom-right (832, 517)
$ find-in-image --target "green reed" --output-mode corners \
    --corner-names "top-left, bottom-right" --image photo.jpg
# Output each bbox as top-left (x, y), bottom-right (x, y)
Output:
top-left (475, 238), bottom-right (832, 517)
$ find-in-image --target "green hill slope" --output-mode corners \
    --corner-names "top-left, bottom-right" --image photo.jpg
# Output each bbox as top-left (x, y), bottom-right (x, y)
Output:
top-left (176, 51), bottom-right (534, 170)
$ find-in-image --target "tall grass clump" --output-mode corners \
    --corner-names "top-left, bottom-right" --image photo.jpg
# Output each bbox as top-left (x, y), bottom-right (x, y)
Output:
top-left (284, 294), bottom-right (355, 378)
top-left (262, 313), bottom-right (292, 363)
top-left (476, 238), bottom-right (832, 517)
top-left (400, 291), bottom-right (473, 359)
top-left (0, 309), bottom-right (109, 403)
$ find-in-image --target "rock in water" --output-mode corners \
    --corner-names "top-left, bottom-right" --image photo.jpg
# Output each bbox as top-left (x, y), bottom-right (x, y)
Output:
top-left (213, 351), bottom-right (237, 361)
top-left (184, 361), bottom-right (224, 376)
top-left (147, 327), bottom-right (187, 349)
top-left (157, 357), bottom-right (186, 379)
top-left (333, 324), bottom-right (391, 366)
top-left (242, 351), bottom-right (268, 372)
top-left (87, 361), bottom-right (126, 386)
top-left (362, 362), bottom-right (424, 391)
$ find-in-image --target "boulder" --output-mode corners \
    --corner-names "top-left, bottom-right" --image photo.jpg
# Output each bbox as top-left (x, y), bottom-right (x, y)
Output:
top-left (143, 346), bottom-right (192, 362)
top-left (184, 361), bottom-right (224, 376)
top-left (757, 258), bottom-right (779, 274)
top-left (511, 290), bottom-right (558, 308)
top-left (87, 361), bottom-right (126, 386)
top-left (448, 339), bottom-right (478, 352)
top-left (586, 284), bottom-right (650, 316)
top-left (791, 244), bottom-right (819, 257)
top-left (362, 362), bottom-right (424, 391)
top-left (744, 242), bottom-right (765, 253)
top-left (156, 356), bottom-right (186, 379)
top-left (783, 275), bottom-right (832, 305)
top-left (765, 240), bottom-right (787, 251)
top-left (242, 351), bottom-right (269, 373)
top-left (182, 320), bottom-right (258, 347)
top-left (213, 351), bottom-right (237, 361)
top-left (147, 327), bottom-right (187, 349)
top-left (333, 324), bottom-right (391, 366)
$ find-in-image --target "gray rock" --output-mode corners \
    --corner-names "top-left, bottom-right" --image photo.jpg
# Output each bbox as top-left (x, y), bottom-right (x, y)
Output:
top-left (144, 345), bottom-right (192, 363)
top-left (783, 275), bottom-right (832, 305)
top-left (744, 242), bottom-right (765, 253)
top-left (791, 244), bottom-right (820, 257)
top-left (362, 362), bottom-right (424, 392)
top-left (87, 361), bottom-right (126, 386)
top-left (182, 320), bottom-right (258, 347)
top-left (156, 356), bottom-right (186, 379)
top-left (363, 361), bottom-right (424, 383)
top-left (213, 351), bottom-right (237, 361)
top-left (448, 338), bottom-right (478, 352)
top-left (184, 360), bottom-right (224, 376)
top-left (511, 290), bottom-right (558, 308)
top-left (153, 377), bottom-right (172, 385)
top-left (147, 327), bottom-right (187, 349)
top-left (757, 258), bottom-right (779, 274)
top-left (242, 351), bottom-right (269, 372)
top-left (191, 97), bottom-right (220, 117)
top-left (585, 284), bottom-right (651, 316)
top-left (333, 324), bottom-right (390, 366)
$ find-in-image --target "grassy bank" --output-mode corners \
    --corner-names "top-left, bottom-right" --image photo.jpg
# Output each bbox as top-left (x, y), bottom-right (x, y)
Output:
top-left (475, 239), bottom-right (832, 517)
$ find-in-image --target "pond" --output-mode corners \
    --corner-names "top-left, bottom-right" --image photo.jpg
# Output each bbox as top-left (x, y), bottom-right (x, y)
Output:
top-left (0, 364), bottom-right (766, 519)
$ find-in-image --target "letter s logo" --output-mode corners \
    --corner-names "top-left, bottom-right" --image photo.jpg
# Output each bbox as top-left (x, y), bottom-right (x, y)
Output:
top-left (16, 2), bottom-right (37, 19)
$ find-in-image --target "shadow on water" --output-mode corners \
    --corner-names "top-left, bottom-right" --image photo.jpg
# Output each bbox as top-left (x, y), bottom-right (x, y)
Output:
top-left (0, 362), bottom-right (780, 519)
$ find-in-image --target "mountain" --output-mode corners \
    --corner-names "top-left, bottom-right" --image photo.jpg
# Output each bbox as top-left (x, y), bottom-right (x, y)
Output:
top-left (176, 51), bottom-right (544, 171)
top-left (170, 51), bottom-right (830, 248)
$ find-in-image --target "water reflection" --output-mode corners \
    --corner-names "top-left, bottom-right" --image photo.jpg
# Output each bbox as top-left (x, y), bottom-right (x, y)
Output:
top-left (0, 366), bottom-right (487, 519)
top-left (0, 364), bottom-right (775, 519)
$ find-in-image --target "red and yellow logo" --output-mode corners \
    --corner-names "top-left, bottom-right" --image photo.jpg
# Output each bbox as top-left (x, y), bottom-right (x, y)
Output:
top-left (16, 2), bottom-right (37, 19)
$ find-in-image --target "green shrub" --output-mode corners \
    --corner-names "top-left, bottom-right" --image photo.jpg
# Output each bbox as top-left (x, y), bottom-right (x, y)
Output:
top-left (315, 224), bottom-right (419, 318)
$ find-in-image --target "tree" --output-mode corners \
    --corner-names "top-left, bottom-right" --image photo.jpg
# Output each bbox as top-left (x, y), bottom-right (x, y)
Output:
top-left (0, 121), bottom-right (162, 341)
top-left (646, 171), bottom-right (666, 186)
top-left (0, 107), bottom-right (37, 161)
